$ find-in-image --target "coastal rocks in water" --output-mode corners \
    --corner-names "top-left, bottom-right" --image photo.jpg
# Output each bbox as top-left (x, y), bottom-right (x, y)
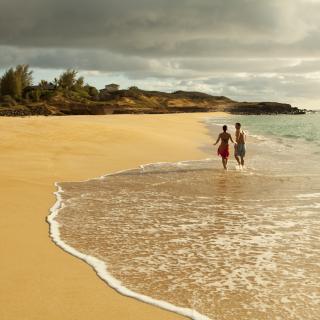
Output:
top-left (229, 102), bottom-right (306, 115)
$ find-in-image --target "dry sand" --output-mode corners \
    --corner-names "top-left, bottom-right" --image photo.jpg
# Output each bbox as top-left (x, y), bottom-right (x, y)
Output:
top-left (0, 113), bottom-right (224, 320)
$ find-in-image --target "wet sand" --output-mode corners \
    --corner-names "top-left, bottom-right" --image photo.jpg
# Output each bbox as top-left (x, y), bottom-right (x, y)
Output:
top-left (0, 113), bottom-right (224, 320)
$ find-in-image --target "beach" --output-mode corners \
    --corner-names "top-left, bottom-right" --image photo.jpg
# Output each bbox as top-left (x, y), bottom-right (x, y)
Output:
top-left (2, 112), bottom-right (320, 320)
top-left (0, 113), bottom-right (221, 320)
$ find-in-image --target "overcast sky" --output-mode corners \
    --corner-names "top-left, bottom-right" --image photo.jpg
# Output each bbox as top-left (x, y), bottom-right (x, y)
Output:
top-left (1, 0), bottom-right (320, 108)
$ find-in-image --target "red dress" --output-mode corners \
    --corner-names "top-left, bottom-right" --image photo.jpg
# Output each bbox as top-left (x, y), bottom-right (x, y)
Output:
top-left (218, 144), bottom-right (229, 159)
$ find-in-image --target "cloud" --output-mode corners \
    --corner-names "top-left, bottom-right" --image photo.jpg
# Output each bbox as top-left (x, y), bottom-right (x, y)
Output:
top-left (1, 0), bottom-right (320, 108)
top-left (0, 0), bottom-right (318, 56)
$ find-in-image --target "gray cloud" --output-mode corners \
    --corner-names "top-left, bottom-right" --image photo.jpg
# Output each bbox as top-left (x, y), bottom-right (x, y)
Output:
top-left (0, 46), bottom-right (148, 72)
top-left (0, 0), bottom-right (318, 56)
top-left (1, 0), bottom-right (320, 108)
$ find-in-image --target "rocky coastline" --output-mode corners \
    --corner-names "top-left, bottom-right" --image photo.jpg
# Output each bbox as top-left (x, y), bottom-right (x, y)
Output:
top-left (0, 89), bottom-right (307, 117)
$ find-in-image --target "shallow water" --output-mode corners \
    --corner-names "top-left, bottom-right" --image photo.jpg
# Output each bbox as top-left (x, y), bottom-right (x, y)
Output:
top-left (51, 115), bottom-right (320, 320)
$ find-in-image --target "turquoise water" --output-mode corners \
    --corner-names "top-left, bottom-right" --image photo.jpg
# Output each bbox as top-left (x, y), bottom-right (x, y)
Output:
top-left (206, 113), bottom-right (320, 175)
top-left (211, 113), bottom-right (320, 148)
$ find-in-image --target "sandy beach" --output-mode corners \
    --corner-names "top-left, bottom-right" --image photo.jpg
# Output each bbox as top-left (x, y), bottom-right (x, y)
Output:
top-left (0, 113), bottom-right (223, 320)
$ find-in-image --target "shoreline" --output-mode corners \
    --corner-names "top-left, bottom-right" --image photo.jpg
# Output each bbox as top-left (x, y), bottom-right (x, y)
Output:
top-left (49, 162), bottom-right (213, 320)
top-left (0, 112), bottom-right (225, 320)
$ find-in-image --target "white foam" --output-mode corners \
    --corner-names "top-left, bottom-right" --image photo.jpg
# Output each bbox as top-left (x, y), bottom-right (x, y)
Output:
top-left (296, 193), bottom-right (320, 199)
top-left (47, 157), bottom-right (320, 320)
top-left (47, 166), bottom-right (212, 320)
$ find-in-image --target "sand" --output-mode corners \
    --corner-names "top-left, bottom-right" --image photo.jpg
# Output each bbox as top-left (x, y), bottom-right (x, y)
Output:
top-left (0, 113), bottom-right (224, 320)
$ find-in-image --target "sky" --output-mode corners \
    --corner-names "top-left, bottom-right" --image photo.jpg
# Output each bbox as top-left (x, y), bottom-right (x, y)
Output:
top-left (1, 0), bottom-right (320, 109)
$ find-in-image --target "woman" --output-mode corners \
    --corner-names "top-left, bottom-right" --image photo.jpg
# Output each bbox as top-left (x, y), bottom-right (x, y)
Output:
top-left (214, 125), bottom-right (235, 170)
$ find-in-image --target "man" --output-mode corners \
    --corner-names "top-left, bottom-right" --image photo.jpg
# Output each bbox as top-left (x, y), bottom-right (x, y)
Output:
top-left (234, 122), bottom-right (246, 168)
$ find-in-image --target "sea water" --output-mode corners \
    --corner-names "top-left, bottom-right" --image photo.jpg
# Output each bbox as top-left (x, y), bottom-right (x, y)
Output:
top-left (49, 113), bottom-right (320, 320)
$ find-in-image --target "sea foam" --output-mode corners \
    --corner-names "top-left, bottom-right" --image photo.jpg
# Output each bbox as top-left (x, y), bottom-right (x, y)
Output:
top-left (48, 165), bottom-right (212, 320)
top-left (48, 158), bottom-right (320, 320)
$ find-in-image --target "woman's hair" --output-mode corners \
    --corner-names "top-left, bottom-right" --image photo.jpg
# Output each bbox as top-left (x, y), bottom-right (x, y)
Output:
top-left (223, 125), bottom-right (228, 132)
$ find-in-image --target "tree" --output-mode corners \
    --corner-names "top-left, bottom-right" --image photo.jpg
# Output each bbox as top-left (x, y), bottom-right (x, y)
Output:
top-left (39, 80), bottom-right (49, 88)
top-left (84, 85), bottom-right (99, 97)
top-left (74, 76), bottom-right (84, 91)
top-left (0, 68), bottom-right (20, 98)
top-left (129, 86), bottom-right (139, 91)
top-left (53, 78), bottom-right (59, 87)
top-left (15, 64), bottom-right (33, 89)
top-left (58, 69), bottom-right (80, 90)
top-left (0, 65), bottom-right (33, 99)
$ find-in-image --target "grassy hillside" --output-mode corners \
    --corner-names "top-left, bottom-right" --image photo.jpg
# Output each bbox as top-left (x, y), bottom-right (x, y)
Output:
top-left (0, 87), bottom-right (305, 116)
top-left (0, 66), bottom-right (306, 116)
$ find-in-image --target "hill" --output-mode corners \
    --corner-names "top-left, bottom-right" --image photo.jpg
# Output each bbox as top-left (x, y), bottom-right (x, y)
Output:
top-left (0, 88), bottom-right (305, 116)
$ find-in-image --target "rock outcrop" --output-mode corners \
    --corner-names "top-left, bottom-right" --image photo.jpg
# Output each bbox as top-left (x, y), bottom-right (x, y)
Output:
top-left (229, 102), bottom-right (306, 115)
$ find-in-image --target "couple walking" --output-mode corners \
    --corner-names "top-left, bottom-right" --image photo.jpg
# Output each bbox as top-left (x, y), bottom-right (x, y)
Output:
top-left (214, 123), bottom-right (246, 170)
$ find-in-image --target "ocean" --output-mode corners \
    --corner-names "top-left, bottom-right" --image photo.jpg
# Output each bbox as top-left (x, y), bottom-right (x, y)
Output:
top-left (48, 113), bottom-right (320, 320)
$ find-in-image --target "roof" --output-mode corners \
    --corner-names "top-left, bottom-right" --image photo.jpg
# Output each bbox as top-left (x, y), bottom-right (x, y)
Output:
top-left (105, 83), bottom-right (120, 87)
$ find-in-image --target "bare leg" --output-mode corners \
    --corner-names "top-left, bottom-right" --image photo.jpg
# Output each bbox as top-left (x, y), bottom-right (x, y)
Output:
top-left (222, 158), bottom-right (227, 170)
top-left (241, 157), bottom-right (245, 166)
top-left (235, 155), bottom-right (240, 166)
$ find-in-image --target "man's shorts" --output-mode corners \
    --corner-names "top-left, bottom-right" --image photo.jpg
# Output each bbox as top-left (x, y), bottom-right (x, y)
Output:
top-left (235, 143), bottom-right (246, 157)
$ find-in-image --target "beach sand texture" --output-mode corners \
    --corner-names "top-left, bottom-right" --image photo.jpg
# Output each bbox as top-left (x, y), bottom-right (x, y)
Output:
top-left (0, 113), bottom-right (222, 320)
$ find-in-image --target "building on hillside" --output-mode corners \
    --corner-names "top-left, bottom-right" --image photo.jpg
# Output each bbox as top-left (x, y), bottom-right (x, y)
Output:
top-left (103, 83), bottom-right (120, 92)
top-left (25, 83), bottom-right (56, 91)
top-left (99, 83), bottom-right (120, 100)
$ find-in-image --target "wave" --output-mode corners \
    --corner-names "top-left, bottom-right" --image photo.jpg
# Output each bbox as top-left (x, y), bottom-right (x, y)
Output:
top-left (47, 164), bottom-right (212, 320)
top-left (296, 193), bottom-right (320, 199)
top-left (47, 132), bottom-right (320, 320)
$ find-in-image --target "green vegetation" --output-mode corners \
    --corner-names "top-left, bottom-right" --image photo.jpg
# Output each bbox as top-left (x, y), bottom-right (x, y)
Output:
top-left (0, 65), bottom-right (33, 99)
top-left (0, 66), bottom-right (100, 107)
top-left (0, 64), bottom-right (304, 116)
top-left (128, 86), bottom-right (140, 91)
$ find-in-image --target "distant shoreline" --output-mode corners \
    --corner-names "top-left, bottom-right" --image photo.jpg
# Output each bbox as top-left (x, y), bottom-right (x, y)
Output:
top-left (0, 65), bottom-right (309, 117)
top-left (0, 88), bottom-right (306, 117)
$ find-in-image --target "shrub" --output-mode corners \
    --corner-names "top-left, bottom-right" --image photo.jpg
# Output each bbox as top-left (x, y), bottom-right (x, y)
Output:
top-left (84, 85), bottom-right (99, 98)
top-left (0, 95), bottom-right (17, 107)
top-left (128, 86), bottom-right (140, 91)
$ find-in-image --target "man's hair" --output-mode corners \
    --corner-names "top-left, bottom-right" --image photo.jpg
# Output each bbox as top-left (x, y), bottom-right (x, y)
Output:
top-left (223, 125), bottom-right (228, 132)
top-left (236, 122), bottom-right (241, 127)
